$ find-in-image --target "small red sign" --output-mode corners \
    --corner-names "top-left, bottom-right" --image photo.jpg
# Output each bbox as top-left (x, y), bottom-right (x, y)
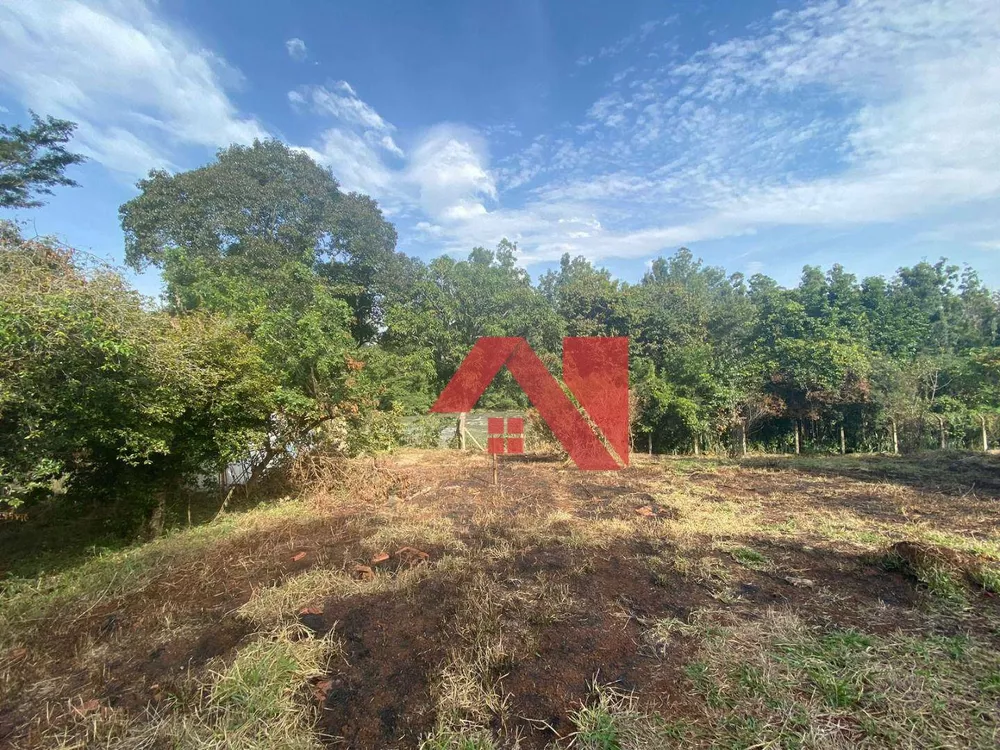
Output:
top-left (487, 417), bottom-right (525, 454)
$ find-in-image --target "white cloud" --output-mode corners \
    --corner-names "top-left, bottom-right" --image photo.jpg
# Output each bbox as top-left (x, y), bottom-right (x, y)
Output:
top-left (3, 0), bottom-right (994, 275)
top-left (289, 83), bottom-right (405, 196)
top-left (406, 125), bottom-right (496, 221)
top-left (300, 128), bottom-right (393, 197)
top-left (0, 0), bottom-right (267, 177)
top-left (455, 0), bottom-right (1000, 266)
top-left (291, 82), bottom-right (395, 136)
top-left (285, 37), bottom-right (306, 62)
top-left (290, 84), bottom-right (496, 225)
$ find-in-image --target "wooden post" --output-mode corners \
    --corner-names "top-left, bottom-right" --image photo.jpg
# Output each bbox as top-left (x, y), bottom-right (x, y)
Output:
top-left (980, 414), bottom-right (989, 452)
top-left (794, 420), bottom-right (801, 455)
top-left (739, 421), bottom-right (747, 457)
top-left (937, 416), bottom-right (946, 449)
top-left (492, 453), bottom-right (499, 486)
top-left (839, 423), bottom-right (846, 455)
top-left (458, 412), bottom-right (467, 451)
top-left (891, 417), bottom-right (899, 455)
top-left (648, 433), bottom-right (653, 455)
top-left (693, 434), bottom-right (700, 456)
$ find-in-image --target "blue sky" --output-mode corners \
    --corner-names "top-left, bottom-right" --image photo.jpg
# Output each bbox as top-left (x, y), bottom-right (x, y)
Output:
top-left (2, 0), bottom-right (999, 298)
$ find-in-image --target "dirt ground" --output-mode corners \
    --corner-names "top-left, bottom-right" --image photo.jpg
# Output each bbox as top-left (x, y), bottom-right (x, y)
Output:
top-left (2, 449), bottom-right (999, 749)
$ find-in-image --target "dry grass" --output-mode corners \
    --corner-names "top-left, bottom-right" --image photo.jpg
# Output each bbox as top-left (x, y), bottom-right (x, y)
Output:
top-left (238, 564), bottom-right (436, 629)
top-left (678, 608), bottom-right (1000, 748)
top-left (166, 625), bottom-right (339, 750)
top-left (4, 448), bottom-right (1000, 749)
top-left (567, 684), bottom-right (681, 749)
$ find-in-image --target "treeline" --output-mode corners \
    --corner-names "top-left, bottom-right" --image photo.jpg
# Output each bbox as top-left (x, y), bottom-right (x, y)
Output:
top-left (386, 236), bottom-right (1000, 456)
top-left (2, 137), bottom-right (999, 518)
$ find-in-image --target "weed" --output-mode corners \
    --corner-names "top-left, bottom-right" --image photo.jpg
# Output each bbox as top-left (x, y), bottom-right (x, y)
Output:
top-left (728, 545), bottom-right (772, 571)
top-left (568, 684), bottom-right (675, 750)
top-left (163, 624), bottom-right (338, 749)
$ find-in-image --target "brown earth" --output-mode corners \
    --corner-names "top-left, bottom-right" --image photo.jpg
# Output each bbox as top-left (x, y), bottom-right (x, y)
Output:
top-left (3, 449), bottom-right (1000, 748)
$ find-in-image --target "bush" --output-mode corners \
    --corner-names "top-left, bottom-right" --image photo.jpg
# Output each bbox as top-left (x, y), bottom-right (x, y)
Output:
top-left (403, 414), bottom-right (451, 449)
top-left (0, 230), bottom-right (275, 507)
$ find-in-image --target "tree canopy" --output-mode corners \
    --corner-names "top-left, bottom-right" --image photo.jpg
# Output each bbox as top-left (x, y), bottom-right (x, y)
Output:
top-left (0, 112), bottom-right (85, 209)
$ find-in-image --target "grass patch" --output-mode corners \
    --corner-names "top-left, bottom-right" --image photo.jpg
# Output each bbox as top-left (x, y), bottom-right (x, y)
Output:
top-left (568, 684), bottom-right (682, 749)
top-left (419, 727), bottom-right (499, 749)
top-left (238, 564), bottom-right (437, 628)
top-left (918, 565), bottom-right (968, 603)
top-left (0, 496), bottom-right (320, 649)
top-left (167, 624), bottom-right (337, 749)
top-left (727, 545), bottom-right (772, 571)
top-left (969, 565), bottom-right (1000, 594)
top-left (682, 609), bottom-right (1000, 748)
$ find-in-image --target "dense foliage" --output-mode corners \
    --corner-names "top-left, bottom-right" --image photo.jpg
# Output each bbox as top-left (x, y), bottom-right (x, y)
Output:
top-left (384, 245), bottom-right (999, 456)
top-left (1, 125), bottom-right (998, 519)
top-left (0, 235), bottom-right (274, 507)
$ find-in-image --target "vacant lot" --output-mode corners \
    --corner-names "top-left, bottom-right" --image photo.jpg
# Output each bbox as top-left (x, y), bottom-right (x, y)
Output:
top-left (2, 450), bottom-right (1000, 749)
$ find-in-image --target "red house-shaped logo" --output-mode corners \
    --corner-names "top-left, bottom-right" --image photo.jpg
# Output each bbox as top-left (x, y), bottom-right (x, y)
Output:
top-left (431, 337), bottom-right (629, 470)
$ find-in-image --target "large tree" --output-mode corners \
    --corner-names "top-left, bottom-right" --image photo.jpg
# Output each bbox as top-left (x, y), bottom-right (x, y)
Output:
top-left (119, 140), bottom-right (405, 473)
top-left (0, 112), bottom-right (85, 209)
top-left (120, 139), bottom-right (400, 341)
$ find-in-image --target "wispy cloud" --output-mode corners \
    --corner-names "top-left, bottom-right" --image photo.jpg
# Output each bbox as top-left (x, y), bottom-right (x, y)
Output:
top-left (290, 81), bottom-right (403, 157)
top-left (2, 0), bottom-right (997, 274)
top-left (575, 15), bottom-right (677, 67)
top-left (285, 37), bottom-right (307, 62)
top-left (464, 0), bottom-right (1000, 264)
top-left (0, 0), bottom-right (267, 176)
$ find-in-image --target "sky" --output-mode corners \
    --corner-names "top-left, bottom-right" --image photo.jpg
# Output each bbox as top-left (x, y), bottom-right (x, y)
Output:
top-left (1, 0), bottom-right (999, 298)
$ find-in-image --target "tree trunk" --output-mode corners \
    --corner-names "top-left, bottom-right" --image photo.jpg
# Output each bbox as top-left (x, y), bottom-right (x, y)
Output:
top-left (981, 414), bottom-right (989, 452)
top-left (839, 423), bottom-right (846, 455)
top-left (890, 417), bottom-right (899, 455)
top-left (794, 420), bottom-right (801, 455)
top-left (693, 434), bottom-right (700, 456)
top-left (146, 487), bottom-right (167, 540)
top-left (648, 433), bottom-right (653, 455)
top-left (246, 444), bottom-right (278, 488)
top-left (739, 421), bottom-right (747, 457)
top-left (937, 416), bottom-right (946, 449)
top-left (458, 412), bottom-right (467, 451)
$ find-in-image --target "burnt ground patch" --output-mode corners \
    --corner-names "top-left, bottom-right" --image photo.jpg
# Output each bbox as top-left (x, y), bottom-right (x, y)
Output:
top-left (315, 574), bottom-right (466, 748)
top-left (500, 547), bottom-right (708, 748)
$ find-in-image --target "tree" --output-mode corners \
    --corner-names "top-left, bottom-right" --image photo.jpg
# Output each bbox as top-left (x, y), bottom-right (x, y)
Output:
top-left (119, 141), bottom-right (404, 476)
top-left (0, 112), bottom-right (85, 209)
top-left (630, 249), bottom-right (759, 453)
top-left (954, 348), bottom-right (1000, 450)
top-left (383, 240), bottom-right (564, 406)
top-left (539, 253), bottom-right (630, 337)
top-left (120, 139), bottom-right (401, 341)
